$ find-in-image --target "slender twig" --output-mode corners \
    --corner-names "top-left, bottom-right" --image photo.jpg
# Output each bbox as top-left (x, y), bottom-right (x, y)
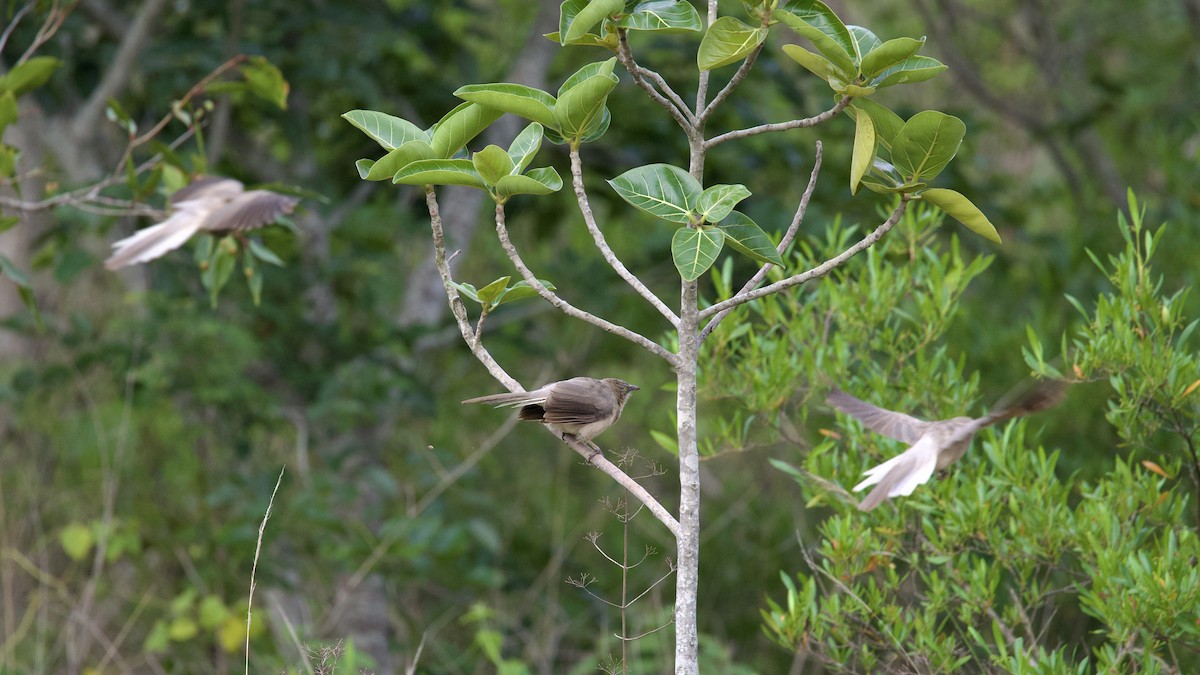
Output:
top-left (564, 436), bottom-right (681, 538)
top-left (699, 197), bottom-right (910, 319)
top-left (705, 96), bottom-right (851, 149)
top-left (493, 203), bottom-right (678, 364)
top-left (569, 149), bottom-right (681, 329)
top-left (425, 188), bottom-right (521, 390)
top-left (0, 2), bottom-right (35, 55)
top-left (245, 466), bottom-right (285, 675)
top-left (115, 54), bottom-right (248, 176)
top-left (700, 141), bottom-right (824, 342)
top-left (17, 0), bottom-right (73, 64)
top-left (616, 29), bottom-right (696, 129)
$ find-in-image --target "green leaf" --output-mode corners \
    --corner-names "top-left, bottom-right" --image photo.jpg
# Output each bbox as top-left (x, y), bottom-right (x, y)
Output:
top-left (393, 159), bottom-right (487, 189)
top-left (0, 215), bottom-right (18, 233)
top-left (873, 55), bottom-right (947, 88)
top-left (650, 428), bottom-right (679, 454)
top-left (672, 227), bottom-right (725, 281)
top-left (429, 102), bottom-right (503, 159)
top-left (773, 2), bottom-right (855, 74)
top-left (846, 25), bottom-right (881, 64)
top-left (240, 56), bottom-right (289, 109)
top-left (364, 140), bottom-right (438, 181)
top-left (494, 168), bottom-right (563, 197)
top-left (0, 56), bottom-right (60, 96)
top-left (248, 239), bottom-right (284, 266)
top-left (617, 1), bottom-right (702, 32)
top-left (781, 44), bottom-right (840, 82)
top-left (718, 211), bottom-right (784, 267)
top-left (859, 36), bottom-right (925, 77)
top-left (144, 620), bottom-right (169, 653)
top-left (0, 144), bottom-right (16, 177)
top-left (507, 123), bottom-right (545, 173)
top-left (891, 111), bottom-right (966, 181)
top-left (0, 254), bottom-right (31, 288)
top-left (697, 16), bottom-right (767, 71)
top-left (697, 184), bottom-right (751, 224)
top-left (476, 276), bottom-right (512, 306)
top-left (167, 617), bottom-right (199, 641)
top-left (563, 0), bottom-right (623, 44)
top-left (60, 522), bottom-right (94, 561)
top-left (608, 163), bottom-right (701, 223)
top-left (204, 238), bottom-right (238, 308)
top-left (496, 279), bottom-right (556, 304)
top-left (342, 110), bottom-right (428, 151)
top-left (558, 57), bottom-right (618, 98)
top-left (454, 84), bottom-right (558, 128)
top-left (472, 145), bottom-right (515, 186)
top-left (850, 107), bottom-right (876, 194)
top-left (198, 596), bottom-right (229, 630)
top-left (354, 158), bottom-right (375, 179)
top-left (847, 99), bottom-right (903, 157)
top-left (453, 282), bottom-right (481, 303)
top-left (554, 74), bottom-right (618, 142)
top-left (0, 92), bottom-right (18, 136)
top-left (921, 188), bottom-right (1001, 244)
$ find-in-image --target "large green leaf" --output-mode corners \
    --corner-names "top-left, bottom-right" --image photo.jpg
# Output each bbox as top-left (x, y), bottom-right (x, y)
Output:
top-left (494, 168), bottom-right (563, 197)
top-left (393, 159), bottom-right (487, 189)
top-left (617, 1), bottom-right (702, 32)
top-left (846, 25), bottom-right (881, 64)
top-left (859, 36), bottom-right (925, 78)
top-left (342, 110), bottom-right (427, 151)
top-left (873, 55), bottom-right (947, 88)
top-left (495, 279), bottom-right (556, 305)
top-left (697, 184), bottom-right (751, 224)
top-left (891, 111), bottom-right (965, 181)
top-left (781, 44), bottom-right (841, 82)
top-left (429, 102), bottom-right (503, 158)
top-left (847, 99), bottom-right (903, 157)
top-left (454, 84), bottom-right (558, 128)
top-left (608, 163), bottom-right (701, 223)
top-left (554, 74), bottom-right (618, 141)
top-left (558, 58), bottom-right (618, 97)
top-left (697, 17), bottom-right (767, 71)
top-left (0, 56), bottom-right (60, 96)
top-left (472, 145), bottom-right (515, 185)
top-left (0, 92), bottom-right (17, 136)
top-left (672, 227), bottom-right (725, 281)
top-left (921, 188), bottom-right (1001, 244)
top-left (507, 123), bottom-right (545, 173)
top-left (563, 0), bottom-right (623, 44)
top-left (719, 211), bottom-right (784, 267)
top-left (772, 1), bottom-right (855, 74)
top-left (364, 140), bottom-right (437, 181)
top-left (850, 108), bottom-right (876, 194)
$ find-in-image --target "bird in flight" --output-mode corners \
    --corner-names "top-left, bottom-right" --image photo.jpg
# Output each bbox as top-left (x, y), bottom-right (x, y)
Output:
top-left (828, 380), bottom-right (1067, 511)
top-left (105, 176), bottom-right (298, 270)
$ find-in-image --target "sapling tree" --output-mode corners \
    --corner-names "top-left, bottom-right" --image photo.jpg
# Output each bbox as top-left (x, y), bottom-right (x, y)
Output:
top-left (345, 1), bottom-right (1000, 671)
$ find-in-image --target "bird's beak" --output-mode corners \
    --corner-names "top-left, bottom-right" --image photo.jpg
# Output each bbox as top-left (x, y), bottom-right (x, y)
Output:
top-left (630, 384), bottom-right (640, 391)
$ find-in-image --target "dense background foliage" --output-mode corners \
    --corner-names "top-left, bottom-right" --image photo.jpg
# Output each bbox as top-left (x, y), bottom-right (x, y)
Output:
top-left (2, 1), bottom-right (1198, 672)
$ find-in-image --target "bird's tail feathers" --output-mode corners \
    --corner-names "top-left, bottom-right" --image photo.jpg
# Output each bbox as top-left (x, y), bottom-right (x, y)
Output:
top-left (105, 210), bottom-right (205, 270)
top-left (461, 391), bottom-right (544, 407)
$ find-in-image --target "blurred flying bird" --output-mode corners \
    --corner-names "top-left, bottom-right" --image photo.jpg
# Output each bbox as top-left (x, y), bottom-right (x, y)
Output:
top-left (105, 176), bottom-right (298, 270)
top-left (828, 380), bottom-right (1067, 511)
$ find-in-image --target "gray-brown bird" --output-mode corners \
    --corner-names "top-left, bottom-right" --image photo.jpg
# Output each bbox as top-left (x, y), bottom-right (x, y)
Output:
top-left (105, 176), bottom-right (298, 270)
top-left (829, 380), bottom-right (1067, 511)
top-left (462, 377), bottom-right (639, 442)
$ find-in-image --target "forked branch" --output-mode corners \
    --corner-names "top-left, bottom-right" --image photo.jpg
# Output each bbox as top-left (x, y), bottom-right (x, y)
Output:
top-left (699, 196), bottom-right (911, 319)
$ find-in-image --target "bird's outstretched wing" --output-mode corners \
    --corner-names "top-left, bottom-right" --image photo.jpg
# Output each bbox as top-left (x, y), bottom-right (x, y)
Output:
top-left (827, 388), bottom-right (929, 444)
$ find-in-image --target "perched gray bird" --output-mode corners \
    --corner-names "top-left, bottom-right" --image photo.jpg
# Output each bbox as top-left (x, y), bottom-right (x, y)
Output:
top-left (462, 377), bottom-right (640, 442)
top-left (829, 380), bottom-right (1067, 511)
top-left (105, 176), bottom-right (299, 270)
